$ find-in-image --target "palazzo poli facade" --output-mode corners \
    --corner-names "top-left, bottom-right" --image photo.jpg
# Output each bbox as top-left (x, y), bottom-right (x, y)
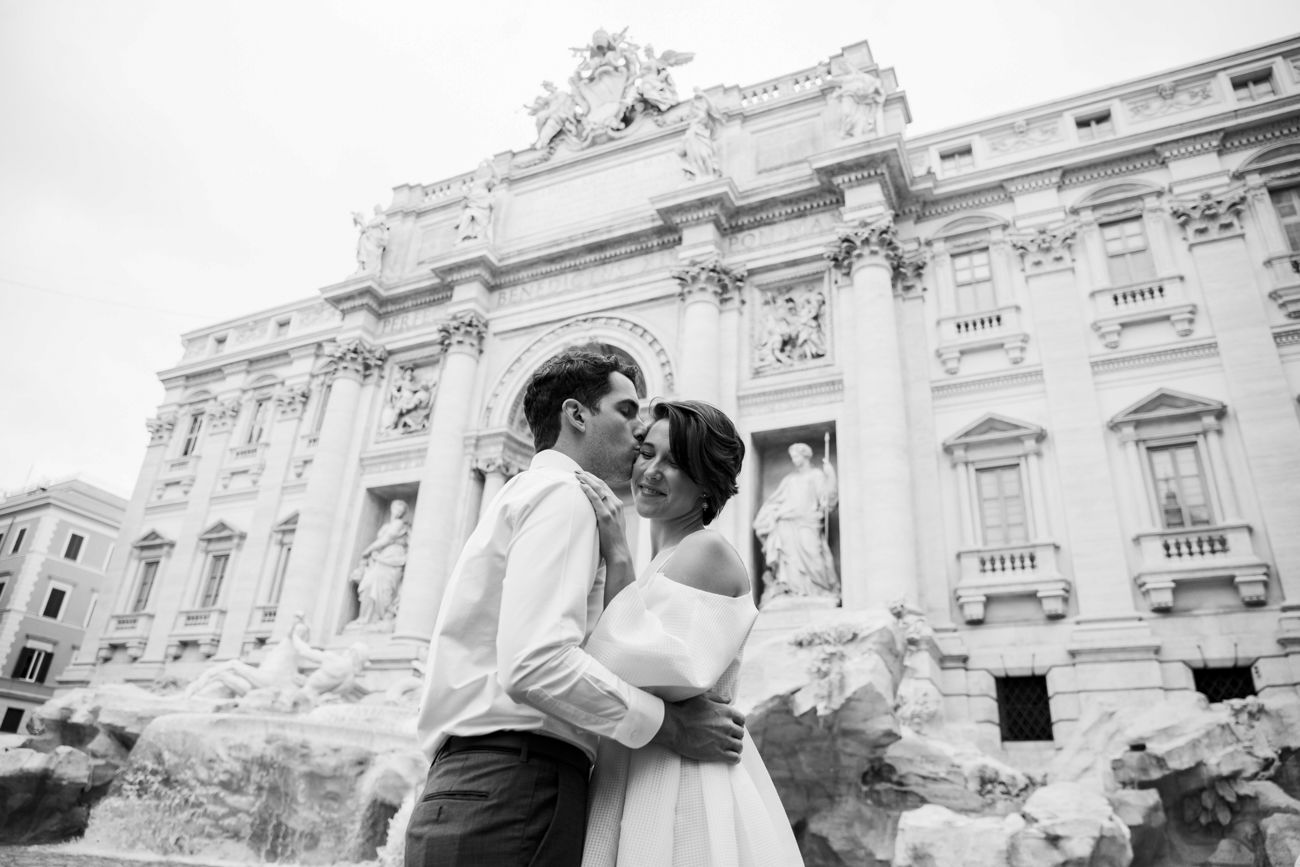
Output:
top-left (66, 32), bottom-right (1300, 756)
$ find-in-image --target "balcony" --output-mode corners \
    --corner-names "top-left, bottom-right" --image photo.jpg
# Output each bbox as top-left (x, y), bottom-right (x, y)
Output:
top-left (228, 442), bottom-right (268, 463)
top-left (1133, 523), bottom-right (1270, 611)
top-left (97, 612), bottom-right (155, 662)
top-left (1090, 275), bottom-right (1196, 348)
top-left (240, 604), bottom-right (279, 654)
top-left (935, 304), bottom-right (1030, 375)
top-left (954, 541), bottom-right (1070, 623)
top-left (1264, 253), bottom-right (1300, 318)
top-left (167, 608), bottom-right (226, 659)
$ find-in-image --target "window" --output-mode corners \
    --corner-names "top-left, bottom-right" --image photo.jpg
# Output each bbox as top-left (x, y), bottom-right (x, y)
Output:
top-left (0, 578), bottom-right (7, 601)
top-left (1101, 218), bottom-right (1157, 285)
top-left (84, 592), bottom-right (98, 628)
top-left (1232, 70), bottom-right (1275, 102)
top-left (311, 382), bottom-right (332, 434)
top-left (1271, 187), bottom-right (1300, 252)
top-left (180, 412), bottom-right (204, 457)
top-left (996, 675), bottom-right (1053, 741)
top-left (1149, 442), bottom-right (1212, 528)
top-left (951, 249), bottom-right (996, 312)
top-left (245, 398), bottom-right (271, 445)
top-left (940, 146), bottom-right (975, 176)
top-left (0, 707), bottom-right (22, 733)
top-left (212, 334), bottom-right (228, 354)
top-left (132, 559), bottom-right (160, 613)
top-left (1075, 111), bottom-right (1113, 141)
top-left (1193, 666), bottom-right (1256, 702)
top-left (10, 528), bottom-right (27, 554)
top-left (199, 553), bottom-right (229, 608)
top-left (976, 465), bottom-right (1029, 546)
top-left (41, 582), bottom-right (69, 620)
top-left (63, 533), bottom-right (84, 562)
top-left (267, 542), bottom-right (292, 604)
top-left (274, 318), bottom-right (291, 337)
top-left (0, 533), bottom-right (5, 551)
top-left (11, 642), bottom-right (54, 684)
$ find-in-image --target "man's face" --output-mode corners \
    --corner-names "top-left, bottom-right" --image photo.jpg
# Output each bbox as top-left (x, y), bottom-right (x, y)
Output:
top-left (581, 372), bottom-right (645, 485)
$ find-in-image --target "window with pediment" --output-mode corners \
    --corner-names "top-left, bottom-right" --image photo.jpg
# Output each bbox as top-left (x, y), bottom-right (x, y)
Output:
top-left (127, 530), bottom-right (174, 613)
top-left (1100, 218), bottom-right (1157, 286)
top-left (264, 513), bottom-right (297, 605)
top-left (1236, 144), bottom-right (1300, 317)
top-left (194, 521), bottom-right (245, 610)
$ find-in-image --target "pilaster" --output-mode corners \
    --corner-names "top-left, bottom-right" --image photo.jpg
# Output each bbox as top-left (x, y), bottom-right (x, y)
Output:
top-left (671, 258), bottom-right (746, 404)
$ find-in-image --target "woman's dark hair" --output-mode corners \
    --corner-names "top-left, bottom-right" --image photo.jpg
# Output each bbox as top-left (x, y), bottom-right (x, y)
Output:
top-left (523, 348), bottom-right (643, 450)
top-left (651, 399), bottom-right (745, 525)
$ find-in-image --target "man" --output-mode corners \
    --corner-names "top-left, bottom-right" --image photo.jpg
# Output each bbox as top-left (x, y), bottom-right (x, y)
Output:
top-left (406, 348), bottom-right (746, 867)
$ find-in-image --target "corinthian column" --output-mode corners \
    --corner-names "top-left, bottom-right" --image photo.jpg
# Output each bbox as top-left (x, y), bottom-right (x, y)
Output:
top-left (671, 259), bottom-right (745, 404)
top-left (825, 214), bottom-right (917, 608)
top-left (273, 338), bottom-right (386, 638)
top-left (394, 310), bottom-right (489, 644)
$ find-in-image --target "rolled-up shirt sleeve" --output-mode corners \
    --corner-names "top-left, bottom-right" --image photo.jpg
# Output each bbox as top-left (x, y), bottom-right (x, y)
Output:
top-left (496, 479), bottom-right (664, 748)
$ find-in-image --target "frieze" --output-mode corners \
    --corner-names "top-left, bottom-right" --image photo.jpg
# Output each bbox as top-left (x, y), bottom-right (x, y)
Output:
top-left (494, 247), bottom-right (679, 309)
top-left (728, 212), bottom-right (839, 253)
top-left (985, 118), bottom-right (1061, 155)
top-left (359, 448), bottom-right (428, 476)
top-left (1125, 79), bottom-right (1217, 121)
top-left (931, 369), bottom-right (1044, 399)
top-left (1090, 341), bottom-right (1219, 374)
top-left (1274, 327), bottom-right (1300, 347)
top-left (737, 376), bottom-right (843, 410)
top-left (380, 305), bottom-right (449, 336)
top-left (1002, 169), bottom-right (1062, 196)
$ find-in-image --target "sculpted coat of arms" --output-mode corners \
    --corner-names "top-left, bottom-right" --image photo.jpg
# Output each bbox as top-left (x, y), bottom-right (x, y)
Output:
top-left (525, 28), bottom-right (694, 153)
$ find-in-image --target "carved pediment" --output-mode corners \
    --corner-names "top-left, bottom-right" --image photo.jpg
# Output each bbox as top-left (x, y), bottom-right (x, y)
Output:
top-left (132, 529), bottom-right (175, 551)
top-left (943, 413), bottom-right (1045, 451)
top-left (1110, 388), bottom-right (1225, 427)
top-left (197, 520), bottom-right (246, 544)
top-left (1070, 181), bottom-right (1162, 212)
top-left (271, 513), bottom-right (299, 534)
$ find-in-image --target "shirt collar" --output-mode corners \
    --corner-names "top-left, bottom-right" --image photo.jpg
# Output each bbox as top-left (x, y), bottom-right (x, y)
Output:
top-left (530, 449), bottom-right (583, 473)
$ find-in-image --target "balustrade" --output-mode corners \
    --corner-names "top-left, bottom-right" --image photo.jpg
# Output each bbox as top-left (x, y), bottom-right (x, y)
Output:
top-left (955, 541), bottom-right (1068, 623)
top-left (1089, 275), bottom-right (1196, 347)
top-left (1133, 523), bottom-right (1269, 611)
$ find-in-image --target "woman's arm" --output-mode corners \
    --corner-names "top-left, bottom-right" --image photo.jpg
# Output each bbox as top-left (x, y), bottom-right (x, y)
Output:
top-left (574, 470), bottom-right (636, 608)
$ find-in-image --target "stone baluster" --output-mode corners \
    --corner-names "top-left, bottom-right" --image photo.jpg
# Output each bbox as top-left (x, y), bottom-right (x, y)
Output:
top-left (671, 259), bottom-right (746, 404)
top-left (272, 338), bottom-right (386, 639)
top-left (825, 213), bottom-right (917, 607)
top-left (394, 310), bottom-right (489, 644)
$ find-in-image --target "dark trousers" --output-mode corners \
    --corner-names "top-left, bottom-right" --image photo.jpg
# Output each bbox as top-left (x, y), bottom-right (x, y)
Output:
top-left (405, 734), bottom-right (590, 867)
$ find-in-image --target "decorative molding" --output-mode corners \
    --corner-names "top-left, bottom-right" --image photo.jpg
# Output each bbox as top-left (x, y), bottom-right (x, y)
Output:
top-left (435, 310), bottom-right (488, 357)
top-left (672, 258), bottom-right (747, 305)
top-left (985, 119), bottom-right (1061, 154)
top-left (1010, 220), bottom-right (1079, 274)
top-left (145, 413), bottom-right (177, 446)
top-left (914, 187), bottom-right (1012, 221)
top-left (1272, 327), bottom-right (1300, 347)
top-left (498, 234), bottom-right (679, 288)
top-left (930, 369), bottom-right (1044, 399)
top-left (737, 375), bottom-right (843, 410)
top-left (752, 281), bottom-right (830, 373)
top-left (728, 194), bottom-right (841, 231)
top-left (323, 337), bottom-right (388, 381)
top-left (1061, 152), bottom-right (1163, 187)
top-left (1155, 132), bottom-right (1223, 163)
top-left (1090, 341), bottom-right (1220, 374)
top-left (1223, 118), bottom-right (1300, 154)
top-left (1002, 169), bottom-right (1062, 196)
top-left (359, 447), bottom-right (428, 475)
top-left (1168, 187), bottom-right (1247, 241)
top-left (273, 384), bottom-right (312, 419)
top-left (1124, 79), bottom-right (1217, 121)
top-left (825, 214), bottom-right (901, 276)
top-left (205, 398), bottom-right (242, 433)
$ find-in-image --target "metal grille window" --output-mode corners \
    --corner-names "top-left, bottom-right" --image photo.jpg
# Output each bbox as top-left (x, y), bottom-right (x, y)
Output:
top-left (1271, 187), bottom-right (1300, 252)
top-left (996, 675), bottom-right (1054, 741)
top-left (1101, 218), bottom-right (1156, 286)
top-left (1193, 666), bottom-right (1256, 703)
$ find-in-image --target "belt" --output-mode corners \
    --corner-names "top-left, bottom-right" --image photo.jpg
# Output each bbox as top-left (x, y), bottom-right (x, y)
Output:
top-left (439, 731), bottom-right (592, 774)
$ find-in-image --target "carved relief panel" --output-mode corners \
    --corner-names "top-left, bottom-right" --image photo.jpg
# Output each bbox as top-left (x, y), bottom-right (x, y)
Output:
top-left (752, 279), bottom-right (831, 374)
top-left (377, 359), bottom-right (440, 438)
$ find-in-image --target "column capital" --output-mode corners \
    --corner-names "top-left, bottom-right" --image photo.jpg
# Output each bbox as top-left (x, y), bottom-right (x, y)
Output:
top-left (672, 258), bottom-right (747, 305)
top-left (1009, 220), bottom-right (1080, 275)
top-left (145, 412), bottom-right (177, 446)
top-left (205, 397), bottom-right (242, 433)
top-left (437, 310), bottom-right (488, 357)
top-left (1168, 186), bottom-right (1247, 242)
top-left (273, 382), bottom-right (313, 419)
top-left (323, 337), bottom-right (388, 382)
top-left (473, 455), bottom-right (522, 478)
top-left (826, 213), bottom-right (902, 277)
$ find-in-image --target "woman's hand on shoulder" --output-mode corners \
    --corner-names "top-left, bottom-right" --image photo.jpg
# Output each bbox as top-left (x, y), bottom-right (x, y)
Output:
top-left (574, 470), bottom-right (632, 564)
top-left (664, 531), bottom-right (750, 598)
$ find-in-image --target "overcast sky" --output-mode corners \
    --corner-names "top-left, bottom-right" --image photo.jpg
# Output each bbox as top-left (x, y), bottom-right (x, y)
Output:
top-left (2, 0), bottom-right (1298, 499)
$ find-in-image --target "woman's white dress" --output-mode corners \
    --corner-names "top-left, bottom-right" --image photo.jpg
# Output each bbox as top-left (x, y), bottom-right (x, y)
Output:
top-left (581, 560), bottom-right (804, 867)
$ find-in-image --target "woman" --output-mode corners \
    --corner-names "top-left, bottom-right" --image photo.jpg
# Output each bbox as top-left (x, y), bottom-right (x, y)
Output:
top-left (574, 399), bottom-right (803, 867)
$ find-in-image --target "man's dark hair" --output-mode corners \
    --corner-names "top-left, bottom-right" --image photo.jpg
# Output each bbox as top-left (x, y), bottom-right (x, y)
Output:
top-left (650, 399), bottom-right (745, 525)
top-left (523, 348), bottom-right (643, 450)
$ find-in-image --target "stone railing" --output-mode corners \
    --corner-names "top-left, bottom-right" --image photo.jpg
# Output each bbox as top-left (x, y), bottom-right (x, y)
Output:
top-left (1089, 275), bottom-right (1195, 347)
top-left (738, 62), bottom-right (832, 109)
top-left (954, 541), bottom-right (1069, 623)
top-left (167, 608), bottom-right (227, 659)
top-left (228, 442), bottom-right (268, 463)
top-left (1133, 523), bottom-right (1269, 611)
top-left (936, 304), bottom-right (1030, 374)
top-left (1264, 253), bottom-right (1300, 318)
top-left (98, 613), bottom-right (155, 662)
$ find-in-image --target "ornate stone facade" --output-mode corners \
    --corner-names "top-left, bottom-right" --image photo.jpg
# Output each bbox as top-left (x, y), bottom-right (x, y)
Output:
top-left (68, 35), bottom-right (1300, 807)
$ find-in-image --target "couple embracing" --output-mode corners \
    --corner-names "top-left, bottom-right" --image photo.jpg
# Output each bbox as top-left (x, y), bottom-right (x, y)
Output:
top-left (406, 349), bottom-right (803, 867)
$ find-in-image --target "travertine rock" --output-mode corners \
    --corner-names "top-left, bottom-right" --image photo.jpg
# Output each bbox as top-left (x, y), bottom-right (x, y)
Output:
top-left (1262, 813), bottom-right (1300, 866)
top-left (0, 746), bottom-right (93, 844)
top-left (1008, 782), bottom-right (1133, 867)
top-left (893, 804), bottom-right (1022, 867)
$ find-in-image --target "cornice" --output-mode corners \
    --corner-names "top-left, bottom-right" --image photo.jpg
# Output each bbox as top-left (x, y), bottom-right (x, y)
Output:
top-left (912, 187), bottom-right (1012, 222)
top-left (737, 375), bottom-right (844, 410)
top-left (650, 178), bottom-right (740, 230)
top-left (1272, 326), bottom-right (1300, 347)
top-left (430, 248), bottom-right (501, 286)
top-left (1090, 341), bottom-right (1220, 374)
top-left (1222, 117), bottom-right (1300, 154)
top-left (931, 369), bottom-right (1044, 398)
top-left (1002, 169), bottom-right (1063, 196)
top-left (728, 192), bottom-right (842, 231)
top-left (497, 232), bottom-right (679, 287)
top-left (1061, 151), bottom-right (1164, 187)
top-left (1155, 131), bottom-right (1224, 162)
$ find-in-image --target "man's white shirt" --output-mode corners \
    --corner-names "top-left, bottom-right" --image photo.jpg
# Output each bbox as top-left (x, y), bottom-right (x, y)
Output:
top-left (416, 449), bottom-right (665, 763)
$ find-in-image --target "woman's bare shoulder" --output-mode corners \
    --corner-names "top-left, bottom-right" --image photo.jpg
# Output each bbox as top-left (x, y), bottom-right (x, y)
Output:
top-left (662, 530), bottom-right (750, 597)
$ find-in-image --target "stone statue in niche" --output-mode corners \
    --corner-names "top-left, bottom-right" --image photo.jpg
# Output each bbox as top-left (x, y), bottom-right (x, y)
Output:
top-left (347, 500), bottom-right (411, 630)
top-left (677, 88), bottom-right (723, 181)
top-left (754, 285), bottom-right (829, 371)
top-left (754, 441), bottom-right (839, 606)
top-left (526, 80), bottom-right (582, 150)
top-left (351, 205), bottom-right (389, 275)
top-left (832, 63), bottom-right (885, 138)
top-left (380, 365), bottom-right (435, 434)
top-left (455, 160), bottom-right (498, 245)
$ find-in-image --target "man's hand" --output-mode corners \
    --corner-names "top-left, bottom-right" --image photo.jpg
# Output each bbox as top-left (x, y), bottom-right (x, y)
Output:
top-left (650, 694), bottom-right (745, 764)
